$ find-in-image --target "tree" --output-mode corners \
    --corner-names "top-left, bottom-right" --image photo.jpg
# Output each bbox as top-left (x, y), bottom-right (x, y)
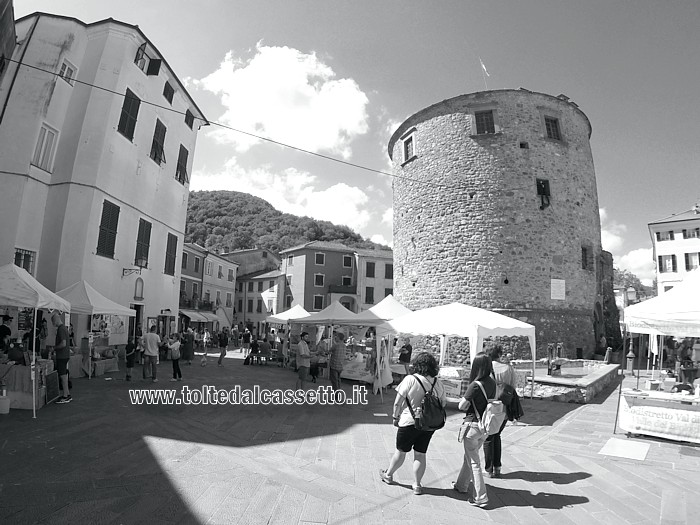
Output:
top-left (613, 268), bottom-right (656, 300)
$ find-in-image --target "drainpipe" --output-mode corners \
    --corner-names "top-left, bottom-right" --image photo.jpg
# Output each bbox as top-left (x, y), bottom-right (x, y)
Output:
top-left (0, 15), bottom-right (40, 126)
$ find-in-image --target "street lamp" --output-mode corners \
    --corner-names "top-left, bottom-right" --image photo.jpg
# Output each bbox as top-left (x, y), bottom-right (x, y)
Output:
top-left (626, 287), bottom-right (637, 305)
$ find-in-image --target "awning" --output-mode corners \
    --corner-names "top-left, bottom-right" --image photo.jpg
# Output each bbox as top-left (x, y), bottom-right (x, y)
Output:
top-left (199, 312), bottom-right (220, 323)
top-left (179, 309), bottom-right (207, 322)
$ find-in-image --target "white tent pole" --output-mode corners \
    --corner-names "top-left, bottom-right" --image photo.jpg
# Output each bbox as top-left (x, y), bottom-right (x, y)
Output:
top-left (438, 335), bottom-right (446, 366)
top-left (32, 308), bottom-right (37, 419)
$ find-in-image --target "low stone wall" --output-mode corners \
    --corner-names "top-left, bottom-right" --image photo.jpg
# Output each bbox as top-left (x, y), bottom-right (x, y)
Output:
top-left (525, 363), bottom-right (620, 403)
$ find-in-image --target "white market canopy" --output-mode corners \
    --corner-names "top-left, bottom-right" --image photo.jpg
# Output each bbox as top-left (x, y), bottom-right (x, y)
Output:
top-left (0, 263), bottom-right (70, 312)
top-left (296, 300), bottom-right (361, 325)
top-left (267, 304), bottom-right (310, 324)
top-left (56, 280), bottom-right (135, 317)
top-left (377, 302), bottom-right (536, 364)
top-left (624, 268), bottom-right (700, 336)
top-left (354, 294), bottom-right (412, 325)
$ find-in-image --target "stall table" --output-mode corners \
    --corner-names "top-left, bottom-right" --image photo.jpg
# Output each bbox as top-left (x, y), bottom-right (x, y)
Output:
top-left (0, 360), bottom-right (53, 410)
top-left (618, 388), bottom-right (700, 444)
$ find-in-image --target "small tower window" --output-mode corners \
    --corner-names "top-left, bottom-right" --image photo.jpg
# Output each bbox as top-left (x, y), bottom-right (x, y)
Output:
top-left (403, 135), bottom-right (415, 162)
top-left (474, 110), bottom-right (495, 134)
top-left (544, 116), bottom-right (562, 141)
top-left (536, 178), bottom-right (550, 210)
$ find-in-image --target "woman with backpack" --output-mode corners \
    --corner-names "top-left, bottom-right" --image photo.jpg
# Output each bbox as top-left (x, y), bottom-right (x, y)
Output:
top-left (379, 352), bottom-right (446, 496)
top-left (452, 352), bottom-right (496, 508)
top-left (484, 344), bottom-right (516, 479)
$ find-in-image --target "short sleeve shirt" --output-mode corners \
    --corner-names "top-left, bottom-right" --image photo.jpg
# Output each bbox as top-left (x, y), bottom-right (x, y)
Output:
top-left (329, 341), bottom-right (346, 371)
top-left (461, 377), bottom-right (496, 423)
top-left (55, 324), bottom-right (70, 359)
top-left (297, 340), bottom-right (311, 367)
top-left (395, 374), bottom-right (446, 427)
top-left (142, 332), bottom-right (161, 357)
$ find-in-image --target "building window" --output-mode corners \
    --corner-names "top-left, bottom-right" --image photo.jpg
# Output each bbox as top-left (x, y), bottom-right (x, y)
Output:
top-left (267, 300), bottom-right (273, 313)
top-left (287, 275), bottom-right (292, 285)
top-left (32, 123), bottom-right (58, 172)
top-left (96, 200), bottom-right (120, 258)
top-left (238, 299), bottom-right (243, 312)
top-left (385, 288), bottom-right (393, 297)
top-left (658, 254), bottom-right (677, 273)
top-left (343, 255), bottom-right (352, 268)
top-left (237, 282), bottom-right (243, 292)
top-left (204, 290), bottom-right (210, 302)
top-left (226, 292), bottom-right (232, 307)
top-left (402, 134), bottom-right (415, 163)
top-left (342, 276), bottom-right (352, 286)
top-left (58, 60), bottom-right (76, 85)
top-left (314, 274), bottom-right (325, 287)
top-left (163, 81), bottom-right (174, 104)
top-left (287, 255), bottom-right (293, 266)
top-left (135, 218), bottom-right (152, 268)
top-left (150, 120), bottom-right (167, 165)
top-left (581, 245), bottom-right (593, 271)
top-left (194, 256), bottom-right (200, 273)
top-left (474, 110), bottom-right (495, 134)
top-left (14, 249), bottom-right (35, 275)
top-left (164, 233), bottom-right (177, 275)
top-left (536, 178), bottom-right (551, 210)
top-left (262, 251), bottom-right (268, 258)
top-left (228, 268), bottom-right (234, 282)
top-left (175, 145), bottom-right (189, 184)
top-left (315, 253), bottom-right (325, 265)
top-left (180, 279), bottom-right (186, 293)
top-left (256, 299), bottom-right (263, 313)
top-left (216, 291), bottom-right (221, 305)
top-left (248, 282), bottom-right (254, 292)
top-left (385, 263), bottom-right (394, 279)
top-left (313, 295), bottom-right (324, 310)
top-left (185, 109), bottom-right (194, 129)
top-left (685, 252), bottom-right (700, 271)
top-left (247, 299), bottom-right (253, 313)
top-left (192, 283), bottom-right (198, 298)
top-left (117, 89), bottom-right (141, 141)
top-left (365, 286), bottom-right (374, 304)
top-left (544, 116), bottom-right (562, 141)
top-left (366, 261), bottom-right (375, 278)
top-left (683, 228), bottom-right (700, 239)
top-left (205, 261), bottom-right (212, 276)
top-left (269, 280), bottom-right (275, 289)
top-left (182, 252), bottom-right (188, 270)
top-left (134, 43), bottom-right (161, 75)
top-left (218, 265), bottom-right (223, 279)
top-left (258, 281), bottom-right (263, 292)
top-left (285, 295), bottom-right (292, 308)
top-left (656, 231), bottom-right (674, 241)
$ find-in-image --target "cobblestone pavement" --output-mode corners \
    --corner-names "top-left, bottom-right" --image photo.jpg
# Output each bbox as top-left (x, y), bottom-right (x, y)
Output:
top-left (1, 349), bottom-right (699, 524)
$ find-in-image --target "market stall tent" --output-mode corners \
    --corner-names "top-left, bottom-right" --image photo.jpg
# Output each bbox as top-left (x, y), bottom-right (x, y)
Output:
top-left (298, 300), bottom-right (362, 325)
top-left (266, 304), bottom-right (310, 323)
top-left (624, 268), bottom-right (700, 336)
top-left (56, 280), bottom-right (135, 317)
top-left (354, 294), bottom-right (412, 325)
top-left (0, 263), bottom-right (71, 418)
top-left (377, 302), bottom-right (536, 398)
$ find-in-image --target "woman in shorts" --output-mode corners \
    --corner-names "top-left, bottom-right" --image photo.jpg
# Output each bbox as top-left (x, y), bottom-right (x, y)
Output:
top-left (379, 352), bottom-right (446, 495)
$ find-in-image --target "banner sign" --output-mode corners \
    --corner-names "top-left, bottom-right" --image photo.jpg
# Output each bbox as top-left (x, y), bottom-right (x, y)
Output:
top-left (618, 391), bottom-right (700, 444)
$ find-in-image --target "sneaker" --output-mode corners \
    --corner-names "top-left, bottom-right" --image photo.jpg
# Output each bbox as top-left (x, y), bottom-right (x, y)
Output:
top-left (152, 378), bottom-right (158, 383)
top-left (379, 469), bottom-right (394, 485)
top-left (412, 485), bottom-right (423, 495)
top-left (468, 498), bottom-right (488, 508)
top-left (451, 482), bottom-right (468, 494)
top-left (56, 395), bottom-right (72, 404)
top-left (170, 378), bottom-right (178, 382)
top-left (493, 468), bottom-right (501, 478)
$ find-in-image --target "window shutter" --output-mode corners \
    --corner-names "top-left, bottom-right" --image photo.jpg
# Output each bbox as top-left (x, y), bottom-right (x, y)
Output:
top-left (686, 253), bottom-right (690, 271)
top-left (658, 256), bottom-right (663, 273)
top-left (655, 232), bottom-right (661, 241)
top-left (669, 231), bottom-right (675, 241)
top-left (146, 58), bottom-right (161, 76)
top-left (672, 254), bottom-right (677, 272)
top-left (97, 201), bottom-right (120, 257)
top-left (683, 229), bottom-right (687, 239)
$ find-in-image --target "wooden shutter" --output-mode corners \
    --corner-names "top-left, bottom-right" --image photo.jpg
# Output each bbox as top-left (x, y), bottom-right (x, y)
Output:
top-left (146, 58), bottom-right (161, 76)
top-left (176, 145), bottom-right (189, 184)
top-left (135, 219), bottom-right (151, 265)
top-left (97, 201), bottom-right (120, 258)
top-left (672, 254), bottom-right (677, 272)
top-left (164, 233), bottom-right (177, 275)
top-left (658, 256), bottom-right (663, 273)
top-left (669, 231), bottom-right (675, 241)
top-left (118, 89), bottom-right (140, 140)
top-left (686, 253), bottom-right (690, 271)
top-left (655, 232), bottom-right (661, 241)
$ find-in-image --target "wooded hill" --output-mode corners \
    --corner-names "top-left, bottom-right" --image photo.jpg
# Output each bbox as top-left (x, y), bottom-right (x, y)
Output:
top-left (185, 190), bottom-right (390, 254)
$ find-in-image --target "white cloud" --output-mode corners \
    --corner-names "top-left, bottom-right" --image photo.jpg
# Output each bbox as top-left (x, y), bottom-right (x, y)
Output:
top-left (616, 248), bottom-right (655, 286)
top-left (599, 208), bottom-right (627, 254)
top-left (370, 234), bottom-right (391, 247)
top-left (195, 45), bottom-right (369, 159)
top-left (382, 207), bottom-right (393, 227)
top-left (190, 161), bottom-right (371, 232)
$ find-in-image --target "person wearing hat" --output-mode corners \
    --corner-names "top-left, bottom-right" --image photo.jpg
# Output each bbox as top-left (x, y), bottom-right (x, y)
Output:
top-left (0, 314), bottom-right (13, 350)
top-left (296, 332), bottom-right (311, 390)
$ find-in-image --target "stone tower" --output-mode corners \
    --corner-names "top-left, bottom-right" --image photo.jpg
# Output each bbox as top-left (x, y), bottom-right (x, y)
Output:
top-left (388, 89), bottom-right (605, 358)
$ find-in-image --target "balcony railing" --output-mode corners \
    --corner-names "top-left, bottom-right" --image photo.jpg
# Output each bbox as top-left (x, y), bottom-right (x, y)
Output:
top-left (179, 298), bottom-right (215, 311)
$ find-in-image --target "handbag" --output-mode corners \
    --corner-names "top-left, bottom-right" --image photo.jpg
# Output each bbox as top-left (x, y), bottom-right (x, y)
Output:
top-left (457, 421), bottom-right (470, 443)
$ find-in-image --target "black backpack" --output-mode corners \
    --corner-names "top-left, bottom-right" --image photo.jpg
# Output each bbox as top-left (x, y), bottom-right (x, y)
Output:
top-left (407, 375), bottom-right (446, 431)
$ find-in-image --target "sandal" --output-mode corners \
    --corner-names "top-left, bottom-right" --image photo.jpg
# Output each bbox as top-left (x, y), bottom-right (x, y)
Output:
top-left (413, 485), bottom-right (423, 495)
top-left (379, 469), bottom-right (394, 485)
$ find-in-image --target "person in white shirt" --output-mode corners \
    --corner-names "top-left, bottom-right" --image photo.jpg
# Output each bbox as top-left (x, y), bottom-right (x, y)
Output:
top-left (167, 333), bottom-right (183, 381)
top-left (142, 325), bottom-right (161, 383)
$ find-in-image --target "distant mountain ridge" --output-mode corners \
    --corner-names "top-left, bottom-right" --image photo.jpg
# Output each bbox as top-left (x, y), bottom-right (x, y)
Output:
top-left (185, 190), bottom-right (390, 254)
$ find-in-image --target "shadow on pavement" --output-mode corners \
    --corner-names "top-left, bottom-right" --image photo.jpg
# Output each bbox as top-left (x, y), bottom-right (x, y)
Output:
top-left (499, 470), bottom-right (592, 484)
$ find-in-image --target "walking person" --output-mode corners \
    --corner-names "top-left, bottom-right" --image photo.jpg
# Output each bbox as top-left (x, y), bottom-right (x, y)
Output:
top-left (217, 330), bottom-right (229, 367)
top-left (124, 337), bottom-right (136, 381)
top-left (379, 352), bottom-right (446, 495)
top-left (52, 312), bottom-right (72, 404)
top-left (182, 328), bottom-right (194, 365)
top-left (483, 344), bottom-right (516, 478)
top-left (329, 332), bottom-right (346, 390)
top-left (295, 332), bottom-right (311, 389)
top-left (452, 352), bottom-right (496, 507)
top-left (242, 328), bottom-right (251, 356)
top-left (167, 333), bottom-right (183, 381)
top-left (142, 325), bottom-right (161, 383)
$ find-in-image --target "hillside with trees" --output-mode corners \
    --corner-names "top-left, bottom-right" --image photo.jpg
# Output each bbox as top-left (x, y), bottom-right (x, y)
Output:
top-left (185, 190), bottom-right (390, 254)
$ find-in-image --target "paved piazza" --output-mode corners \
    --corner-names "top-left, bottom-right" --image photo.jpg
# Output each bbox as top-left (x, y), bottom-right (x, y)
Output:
top-left (1, 351), bottom-right (699, 525)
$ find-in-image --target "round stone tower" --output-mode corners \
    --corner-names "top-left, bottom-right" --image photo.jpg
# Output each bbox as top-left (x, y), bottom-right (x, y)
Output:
top-left (388, 89), bottom-right (604, 358)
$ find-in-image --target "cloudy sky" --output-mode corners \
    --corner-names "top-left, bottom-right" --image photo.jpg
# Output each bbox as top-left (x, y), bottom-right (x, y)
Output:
top-left (16, 0), bottom-right (700, 284)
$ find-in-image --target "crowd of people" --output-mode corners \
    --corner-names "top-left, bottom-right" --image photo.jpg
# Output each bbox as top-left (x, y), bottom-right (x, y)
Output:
top-left (380, 344), bottom-right (519, 508)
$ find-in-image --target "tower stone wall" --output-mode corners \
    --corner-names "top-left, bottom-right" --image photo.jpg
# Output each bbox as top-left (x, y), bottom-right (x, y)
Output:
top-left (388, 89), bottom-right (604, 358)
